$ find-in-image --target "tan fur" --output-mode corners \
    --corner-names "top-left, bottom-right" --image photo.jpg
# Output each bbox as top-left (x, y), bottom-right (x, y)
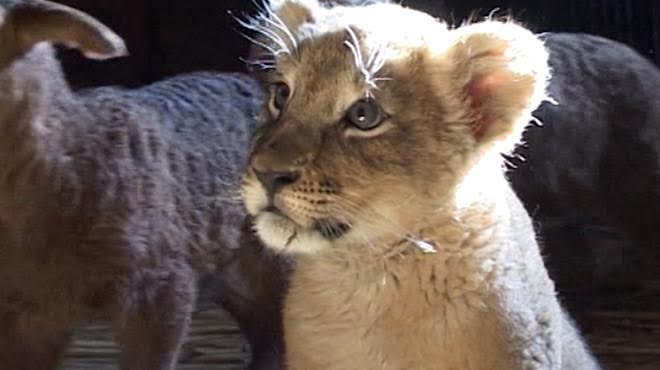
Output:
top-left (242, 1), bottom-right (601, 369)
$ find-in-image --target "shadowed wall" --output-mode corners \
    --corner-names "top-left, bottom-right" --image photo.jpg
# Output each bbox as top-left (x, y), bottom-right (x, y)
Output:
top-left (57, 0), bottom-right (659, 88)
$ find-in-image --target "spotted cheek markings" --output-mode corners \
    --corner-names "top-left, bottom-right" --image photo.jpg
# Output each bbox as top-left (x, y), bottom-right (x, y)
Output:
top-left (280, 202), bottom-right (312, 229)
top-left (272, 191), bottom-right (313, 225)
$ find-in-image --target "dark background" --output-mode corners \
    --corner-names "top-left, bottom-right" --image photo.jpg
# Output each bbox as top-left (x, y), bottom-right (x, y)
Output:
top-left (57, 0), bottom-right (660, 88)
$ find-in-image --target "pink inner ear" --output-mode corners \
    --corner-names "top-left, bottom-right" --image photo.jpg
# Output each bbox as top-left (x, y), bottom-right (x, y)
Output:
top-left (465, 49), bottom-right (506, 139)
top-left (467, 73), bottom-right (499, 139)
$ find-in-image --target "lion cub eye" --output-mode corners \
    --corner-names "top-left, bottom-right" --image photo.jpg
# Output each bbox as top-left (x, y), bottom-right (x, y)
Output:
top-left (270, 82), bottom-right (291, 113)
top-left (346, 98), bottom-right (385, 130)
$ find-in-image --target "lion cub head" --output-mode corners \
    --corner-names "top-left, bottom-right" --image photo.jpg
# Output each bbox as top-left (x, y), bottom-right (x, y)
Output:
top-left (241, 0), bottom-right (549, 254)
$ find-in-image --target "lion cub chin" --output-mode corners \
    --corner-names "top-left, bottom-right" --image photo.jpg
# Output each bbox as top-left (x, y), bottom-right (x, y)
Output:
top-left (241, 0), bottom-right (602, 369)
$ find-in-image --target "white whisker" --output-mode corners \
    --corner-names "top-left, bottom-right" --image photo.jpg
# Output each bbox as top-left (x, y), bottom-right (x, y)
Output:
top-left (344, 26), bottom-right (390, 89)
top-left (331, 196), bottom-right (413, 240)
top-left (344, 27), bottom-right (367, 75)
top-left (240, 56), bottom-right (277, 70)
top-left (236, 30), bottom-right (282, 57)
top-left (265, 6), bottom-right (300, 53)
top-left (235, 17), bottom-right (292, 56)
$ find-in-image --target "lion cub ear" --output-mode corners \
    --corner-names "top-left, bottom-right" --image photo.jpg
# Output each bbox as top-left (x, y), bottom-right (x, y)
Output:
top-left (440, 21), bottom-right (549, 151)
top-left (268, 0), bottom-right (318, 30)
top-left (245, 0), bottom-right (319, 71)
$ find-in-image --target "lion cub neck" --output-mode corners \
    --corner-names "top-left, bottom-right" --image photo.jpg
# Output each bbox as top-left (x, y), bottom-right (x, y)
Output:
top-left (283, 157), bottom-right (529, 370)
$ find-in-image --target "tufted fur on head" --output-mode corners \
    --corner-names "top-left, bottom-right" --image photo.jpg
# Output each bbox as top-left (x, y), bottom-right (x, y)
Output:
top-left (240, 1), bottom-right (601, 370)
top-left (241, 0), bottom-right (549, 255)
top-left (0, 1), bottom-right (282, 369)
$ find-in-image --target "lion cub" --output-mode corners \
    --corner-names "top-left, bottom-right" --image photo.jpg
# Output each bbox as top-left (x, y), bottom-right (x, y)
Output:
top-left (241, 1), bottom-right (601, 369)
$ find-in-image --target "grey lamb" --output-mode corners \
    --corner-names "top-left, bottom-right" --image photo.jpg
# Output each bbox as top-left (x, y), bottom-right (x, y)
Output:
top-left (0, 1), bottom-right (286, 369)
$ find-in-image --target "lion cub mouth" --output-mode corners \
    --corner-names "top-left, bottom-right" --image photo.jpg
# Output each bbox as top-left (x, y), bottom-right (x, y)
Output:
top-left (262, 206), bottom-right (351, 241)
top-left (312, 219), bottom-right (351, 240)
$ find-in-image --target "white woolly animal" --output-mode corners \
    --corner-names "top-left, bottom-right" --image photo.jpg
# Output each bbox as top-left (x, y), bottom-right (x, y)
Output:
top-left (240, 0), bottom-right (603, 369)
top-left (0, 1), bottom-right (280, 369)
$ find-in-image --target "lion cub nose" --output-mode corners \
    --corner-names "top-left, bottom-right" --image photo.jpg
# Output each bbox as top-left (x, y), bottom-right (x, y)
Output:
top-left (254, 169), bottom-right (300, 196)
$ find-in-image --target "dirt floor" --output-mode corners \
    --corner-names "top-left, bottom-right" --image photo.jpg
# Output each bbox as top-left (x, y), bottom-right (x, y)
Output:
top-left (61, 301), bottom-right (250, 370)
top-left (574, 284), bottom-right (660, 370)
top-left (61, 289), bottom-right (660, 370)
